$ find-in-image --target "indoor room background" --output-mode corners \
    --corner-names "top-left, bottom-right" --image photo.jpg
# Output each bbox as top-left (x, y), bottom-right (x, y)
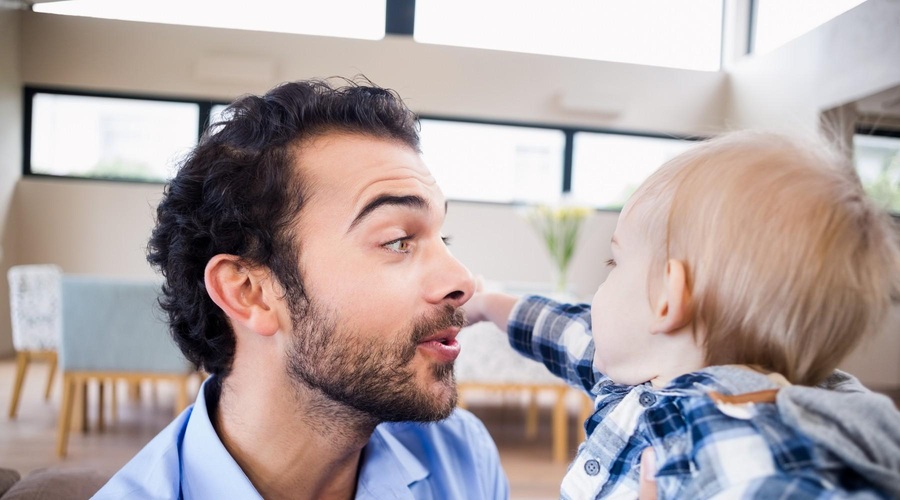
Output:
top-left (1, 0), bottom-right (899, 392)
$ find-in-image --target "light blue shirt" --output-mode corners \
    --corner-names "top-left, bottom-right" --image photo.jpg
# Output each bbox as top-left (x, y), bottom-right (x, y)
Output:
top-left (94, 377), bottom-right (509, 499)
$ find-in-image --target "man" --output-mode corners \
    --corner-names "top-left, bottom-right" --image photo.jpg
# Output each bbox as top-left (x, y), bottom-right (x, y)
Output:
top-left (95, 79), bottom-right (509, 499)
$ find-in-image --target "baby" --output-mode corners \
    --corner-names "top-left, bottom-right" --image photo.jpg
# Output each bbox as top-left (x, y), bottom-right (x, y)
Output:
top-left (466, 131), bottom-right (900, 499)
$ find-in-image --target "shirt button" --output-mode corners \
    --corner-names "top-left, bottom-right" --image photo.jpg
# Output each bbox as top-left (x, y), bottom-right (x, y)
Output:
top-left (639, 392), bottom-right (657, 407)
top-left (584, 459), bottom-right (600, 476)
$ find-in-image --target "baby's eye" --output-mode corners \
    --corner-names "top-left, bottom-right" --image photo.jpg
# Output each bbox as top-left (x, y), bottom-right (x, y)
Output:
top-left (441, 235), bottom-right (453, 246)
top-left (384, 237), bottom-right (412, 253)
top-left (605, 258), bottom-right (616, 268)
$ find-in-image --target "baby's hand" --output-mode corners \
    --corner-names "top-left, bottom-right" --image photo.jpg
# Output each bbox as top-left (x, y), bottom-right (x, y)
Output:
top-left (463, 292), bottom-right (488, 326)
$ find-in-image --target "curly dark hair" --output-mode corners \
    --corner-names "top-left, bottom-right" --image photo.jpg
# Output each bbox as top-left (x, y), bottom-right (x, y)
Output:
top-left (147, 78), bottom-right (421, 376)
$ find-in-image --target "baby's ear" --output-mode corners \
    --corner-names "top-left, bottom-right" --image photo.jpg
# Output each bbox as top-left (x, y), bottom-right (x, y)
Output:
top-left (650, 259), bottom-right (693, 334)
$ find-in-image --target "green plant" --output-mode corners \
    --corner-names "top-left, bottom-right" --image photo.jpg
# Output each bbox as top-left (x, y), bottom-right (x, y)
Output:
top-left (526, 204), bottom-right (591, 292)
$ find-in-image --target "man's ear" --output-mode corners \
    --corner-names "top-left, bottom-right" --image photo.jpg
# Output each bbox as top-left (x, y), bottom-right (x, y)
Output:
top-left (650, 259), bottom-right (693, 334)
top-left (204, 254), bottom-right (280, 336)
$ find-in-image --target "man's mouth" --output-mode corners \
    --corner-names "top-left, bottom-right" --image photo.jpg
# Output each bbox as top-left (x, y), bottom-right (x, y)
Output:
top-left (416, 327), bottom-right (461, 362)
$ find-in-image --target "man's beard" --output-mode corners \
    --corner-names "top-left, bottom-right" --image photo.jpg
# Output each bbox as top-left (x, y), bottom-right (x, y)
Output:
top-left (285, 298), bottom-right (466, 424)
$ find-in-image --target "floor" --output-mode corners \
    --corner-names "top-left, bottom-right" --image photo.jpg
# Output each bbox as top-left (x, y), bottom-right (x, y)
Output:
top-left (0, 358), bottom-right (574, 499)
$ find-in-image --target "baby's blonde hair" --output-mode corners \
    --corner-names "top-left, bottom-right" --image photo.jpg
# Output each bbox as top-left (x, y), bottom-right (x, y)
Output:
top-left (629, 131), bottom-right (900, 385)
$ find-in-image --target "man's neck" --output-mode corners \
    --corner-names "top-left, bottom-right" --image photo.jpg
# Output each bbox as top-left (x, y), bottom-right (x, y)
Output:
top-left (211, 366), bottom-right (377, 500)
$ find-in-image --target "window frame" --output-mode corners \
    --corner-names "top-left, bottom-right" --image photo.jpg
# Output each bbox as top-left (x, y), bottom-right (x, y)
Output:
top-left (418, 114), bottom-right (700, 210)
top-left (853, 125), bottom-right (900, 217)
top-left (22, 85), bottom-right (699, 210)
top-left (22, 86), bottom-right (223, 185)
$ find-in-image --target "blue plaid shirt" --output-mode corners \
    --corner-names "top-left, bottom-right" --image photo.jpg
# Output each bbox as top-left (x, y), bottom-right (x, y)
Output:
top-left (508, 295), bottom-right (887, 499)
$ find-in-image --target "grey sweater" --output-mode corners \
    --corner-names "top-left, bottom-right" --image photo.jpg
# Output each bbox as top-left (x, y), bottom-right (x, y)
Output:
top-left (777, 371), bottom-right (900, 498)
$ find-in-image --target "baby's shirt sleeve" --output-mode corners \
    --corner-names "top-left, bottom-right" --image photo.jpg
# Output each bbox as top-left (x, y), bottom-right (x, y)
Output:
top-left (507, 295), bottom-right (599, 393)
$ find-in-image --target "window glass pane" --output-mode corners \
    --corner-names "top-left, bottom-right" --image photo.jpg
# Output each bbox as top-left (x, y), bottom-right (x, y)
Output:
top-left (753, 0), bottom-right (866, 55)
top-left (420, 119), bottom-right (565, 204)
top-left (33, 0), bottom-right (385, 40)
top-left (208, 104), bottom-right (230, 133)
top-left (30, 93), bottom-right (199, 182)
top-left (854, 133), bottom-right (900, 213)
top-left (415, 0), bottom-right (722, 71)
top-left (571, 133), bottom-right (694, 209)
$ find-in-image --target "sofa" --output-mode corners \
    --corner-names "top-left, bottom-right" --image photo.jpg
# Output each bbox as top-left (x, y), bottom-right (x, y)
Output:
top-left (0, 468), bottom-right (106, 500)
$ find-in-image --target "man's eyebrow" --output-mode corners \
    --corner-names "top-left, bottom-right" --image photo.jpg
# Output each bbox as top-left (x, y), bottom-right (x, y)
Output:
top-left (349, 194), bottom-right (430, 231)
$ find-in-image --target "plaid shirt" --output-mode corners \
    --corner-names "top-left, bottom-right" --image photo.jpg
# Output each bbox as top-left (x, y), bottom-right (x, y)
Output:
top-left (508, 295), bottom-right (886, 499)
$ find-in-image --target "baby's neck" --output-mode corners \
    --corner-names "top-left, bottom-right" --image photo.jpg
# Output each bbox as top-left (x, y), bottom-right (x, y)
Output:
top-left (645, 327), bottom-right (707, 388)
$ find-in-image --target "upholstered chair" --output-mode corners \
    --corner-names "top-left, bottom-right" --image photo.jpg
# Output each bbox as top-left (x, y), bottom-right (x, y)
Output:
top-left (55, 275), bottom-right (195, 458)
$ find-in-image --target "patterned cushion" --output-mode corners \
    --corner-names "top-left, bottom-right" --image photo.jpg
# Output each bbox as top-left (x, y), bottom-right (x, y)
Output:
top-left (7, 265), bottom-right (62, 352)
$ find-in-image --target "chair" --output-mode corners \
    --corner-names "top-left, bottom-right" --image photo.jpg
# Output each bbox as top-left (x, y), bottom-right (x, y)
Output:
top-left (56, 275), bottom-right (195, 457)
top-left (7, 264), bottom-right (63, 419)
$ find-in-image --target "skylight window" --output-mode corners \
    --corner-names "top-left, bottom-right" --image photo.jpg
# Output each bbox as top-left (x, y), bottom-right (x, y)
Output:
top-left (414, 0), bottom-right (723, 71)
top-left (32, 0), bottom-right (386, 40)
top-left (752, 0), bottom-right (867, 55)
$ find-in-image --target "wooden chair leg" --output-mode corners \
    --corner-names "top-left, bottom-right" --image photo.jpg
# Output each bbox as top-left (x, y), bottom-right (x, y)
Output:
top-left (8, 352), bottom-right (30, 419)
top-left (128, 380), bottom-right (140, 402)
top-left (97, 380), bottom-right (106, 433)
top-left (44, 352), bottom-right (58, 400)
top-left (110, 379), bottom-right (118, 425)
top-left (71, 380), bottom-right (87, 432)
top-left (56, 374), bottom-right (75, 458)
top-left (175, 377), bottom-right (188, 417)
top-left (552, 387), bottom-right (568, 464)
top-left (526, 386), bottom-right (539, 440)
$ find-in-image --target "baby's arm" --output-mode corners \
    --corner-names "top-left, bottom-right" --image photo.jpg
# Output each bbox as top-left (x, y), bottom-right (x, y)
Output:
top-left (466, 291), bottom-right (599, 392)
top-left (464, 291), bottom-right (518, 330)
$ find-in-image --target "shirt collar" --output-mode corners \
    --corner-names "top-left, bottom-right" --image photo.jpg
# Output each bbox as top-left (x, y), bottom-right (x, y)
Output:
top-left (180, 376), bottom-right (430, 500)
top-left (355, 424), bottom-right (429, 499)
top-left (594, 365), bottom-right (786, 398)
top-left (180, 376), bottom-right (262, 500)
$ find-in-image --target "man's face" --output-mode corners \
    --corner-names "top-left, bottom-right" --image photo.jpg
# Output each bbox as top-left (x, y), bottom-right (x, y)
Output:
top-left (284, 132), bottom-right (474, 422)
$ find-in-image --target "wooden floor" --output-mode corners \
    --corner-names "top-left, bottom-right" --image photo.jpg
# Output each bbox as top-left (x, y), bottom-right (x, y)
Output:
top-left (0, 357), bottom-right (575, 499)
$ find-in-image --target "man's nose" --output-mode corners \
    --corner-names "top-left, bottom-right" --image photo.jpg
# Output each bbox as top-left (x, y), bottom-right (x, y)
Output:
top-left (425, 246), bottom-right (475, 308)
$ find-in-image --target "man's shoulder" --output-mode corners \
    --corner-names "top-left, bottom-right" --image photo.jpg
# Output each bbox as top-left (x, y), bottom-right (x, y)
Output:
top-left (92, 406), bottom-right (193, 499)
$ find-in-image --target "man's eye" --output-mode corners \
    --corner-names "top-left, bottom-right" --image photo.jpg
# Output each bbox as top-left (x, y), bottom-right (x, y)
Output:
top-left (384, 237), bottom-right (412, 253)
top-left (605, 258), bottom-right (616, 268)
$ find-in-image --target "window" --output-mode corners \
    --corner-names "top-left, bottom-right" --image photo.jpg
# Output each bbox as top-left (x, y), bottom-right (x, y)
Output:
top-left (419, 119), bottom-right (565, 204)
top-left (25, 87), bottom-right (696, 209)
top-left (33, 0), bottom-right (386, 40)
top-left (27, 90), bottom-right (200, 183)
top-left (208, 104), bottom-right (230, 133)
top-left (854, 133), bottom-right (900, 214)
top-left (415, 0), bottom-right (723, 71)
top-left (751, 0), bottom-right (867, 55)
top-left (570, 132), bottom-right (694, 209)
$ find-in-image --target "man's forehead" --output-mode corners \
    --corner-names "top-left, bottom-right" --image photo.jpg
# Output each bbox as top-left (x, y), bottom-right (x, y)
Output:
top-left (297, 133), bottom-right (430, 184)
top-left (293, 132), bottom-right (443, 219)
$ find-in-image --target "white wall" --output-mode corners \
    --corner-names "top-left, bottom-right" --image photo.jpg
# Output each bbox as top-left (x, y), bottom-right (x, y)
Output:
top-left (5, 3), bottom-right (900, 388)
top-left (727, 0), bottom-right (900, 133)
top-left (0, 8), bottom-right (22, 356)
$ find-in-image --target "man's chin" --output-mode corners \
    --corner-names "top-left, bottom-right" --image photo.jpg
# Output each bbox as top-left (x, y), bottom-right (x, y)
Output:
top-left (406, 374), bottom-right (458, 422)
